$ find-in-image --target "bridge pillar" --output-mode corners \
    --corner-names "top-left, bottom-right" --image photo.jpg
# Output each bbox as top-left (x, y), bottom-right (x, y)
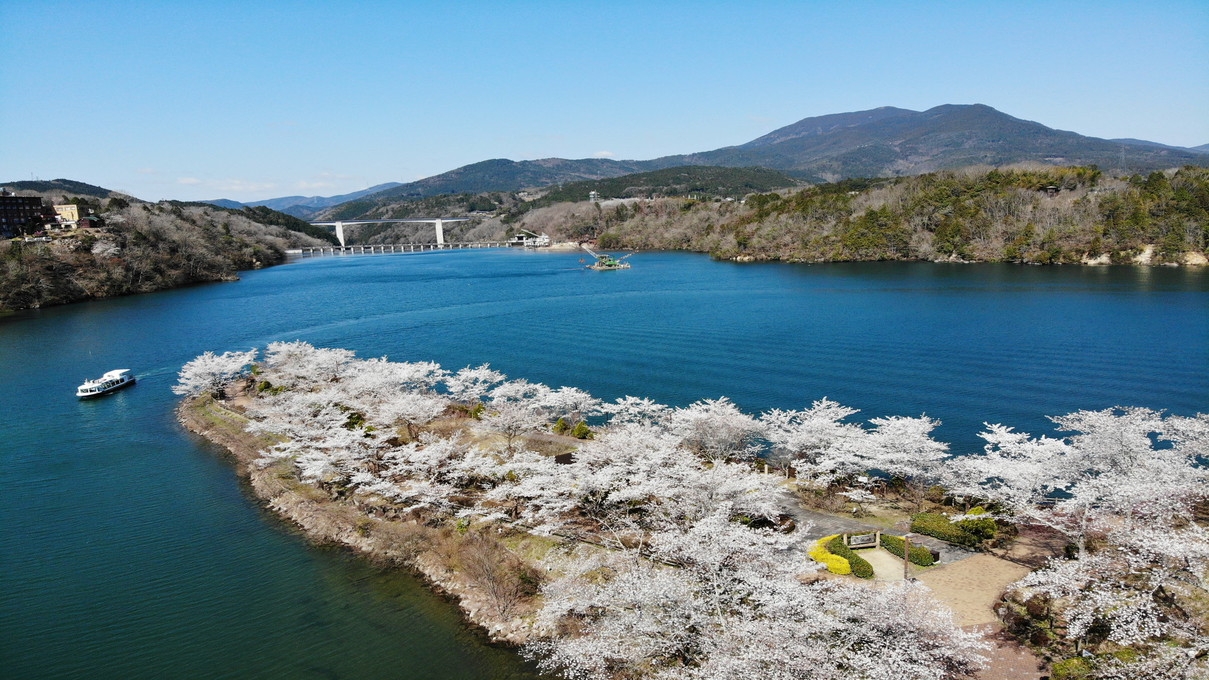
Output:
top-left (434, 218), bottom-right (445, 245)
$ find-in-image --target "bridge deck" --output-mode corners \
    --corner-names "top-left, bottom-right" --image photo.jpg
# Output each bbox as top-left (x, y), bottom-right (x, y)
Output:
top-left (286, 242), bottom-right (515, 257)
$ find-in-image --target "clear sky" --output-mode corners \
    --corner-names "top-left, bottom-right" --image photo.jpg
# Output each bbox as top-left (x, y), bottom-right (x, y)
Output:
top-left (2, 0), bottom-right (1206, 202)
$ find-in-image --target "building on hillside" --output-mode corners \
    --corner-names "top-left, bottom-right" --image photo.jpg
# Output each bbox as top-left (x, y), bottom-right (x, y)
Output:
top-left (0, 190), bottom-right (51, 238)
top-left (53, 203), bottom-right (91, 228)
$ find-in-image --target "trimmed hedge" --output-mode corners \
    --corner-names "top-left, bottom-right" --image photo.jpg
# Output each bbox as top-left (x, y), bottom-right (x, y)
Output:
top-left (955, 507), bottom-right (998, 541)
top-left (881, 534), bottom-right (935, 566)
top-left (910, 512), bottom-right (980, 547)
top-left (809, 535), bottom-right (851, 575)
top-left (827, 536), bottom-right (874, 579)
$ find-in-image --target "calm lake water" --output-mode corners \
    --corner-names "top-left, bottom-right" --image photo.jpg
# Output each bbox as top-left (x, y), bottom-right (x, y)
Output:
top-left (2, 250), bottom-right (1206, 679)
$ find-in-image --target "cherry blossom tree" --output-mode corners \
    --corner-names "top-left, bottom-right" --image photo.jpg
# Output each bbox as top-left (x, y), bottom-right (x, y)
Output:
top-left (262, 340), bottom-right (357, 387)
top-left (489, 378), bottom-right (552, 407)
top-left (861, 415), bottom-right (949, 510)
top-left (954, 407), bottom-right (1209, 673)
top-left (541, 386), bottom-right (603, 425)
top-left (173, 348), bottom-right (259, 399)
top-left (479, 400), bottom-right (546, 452)
top-left (605, 395), bottom-right (672, 428)
top-left (377, 391), bottom-right (448, 440)
top-left (527, 513), bottom-right (987, 680)
top-left (670, 397), bottom-right (763, 462)
top-left (1007, 532), bottom-right (1209, 667)
top-left (952, 408), bottom-right (1209, 559)
top-left (760, 399), bottom-right (867, 482)
top-left (394, 360), bottom-right (448, 392)
top-left (474, 420), bottom-right (788, 544)
top-left (443, 363), bottom-right (505, 404)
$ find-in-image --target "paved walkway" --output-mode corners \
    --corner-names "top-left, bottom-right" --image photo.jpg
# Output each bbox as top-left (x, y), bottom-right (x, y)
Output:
top-left (862, 547), bottom-right (909, 581)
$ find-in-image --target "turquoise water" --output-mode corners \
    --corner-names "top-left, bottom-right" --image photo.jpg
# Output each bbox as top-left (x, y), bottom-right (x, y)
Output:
top-left (1, 250), bottom-right (1206, 678)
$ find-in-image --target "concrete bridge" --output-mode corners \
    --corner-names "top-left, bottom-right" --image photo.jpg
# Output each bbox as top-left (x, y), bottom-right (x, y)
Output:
top-left (286, 241), bottom-right (513, 257)
top-left (309, 217), bottom-right (470, 248)
top-left (288, 217), bottom-right (547, 257)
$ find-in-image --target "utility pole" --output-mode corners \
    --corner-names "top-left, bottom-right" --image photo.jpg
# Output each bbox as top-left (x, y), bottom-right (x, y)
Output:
top-left (903, 533), bottom-right (913, 581)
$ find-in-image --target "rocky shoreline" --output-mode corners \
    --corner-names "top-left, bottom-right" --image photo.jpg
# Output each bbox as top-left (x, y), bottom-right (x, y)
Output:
top-left (176, 396), bottom-right (537, 645)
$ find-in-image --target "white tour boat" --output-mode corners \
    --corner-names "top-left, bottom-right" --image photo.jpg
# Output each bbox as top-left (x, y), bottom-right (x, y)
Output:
top-left (77, 369), bottom-right (136, 398)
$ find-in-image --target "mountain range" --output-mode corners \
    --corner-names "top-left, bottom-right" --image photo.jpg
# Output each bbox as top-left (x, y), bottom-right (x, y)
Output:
top-left (210, 104), bottom-right (1208, 218)
top-left (206, 182), bottom-right (404, 214)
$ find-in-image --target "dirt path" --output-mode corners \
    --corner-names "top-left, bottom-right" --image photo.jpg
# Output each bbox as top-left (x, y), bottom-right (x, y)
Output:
top-left (915, 553), bottom-right (1028, 626)
top-left (968, 626), bottom-right (1047, 680)
top-left (915, 554), bottom-right (1045, 680)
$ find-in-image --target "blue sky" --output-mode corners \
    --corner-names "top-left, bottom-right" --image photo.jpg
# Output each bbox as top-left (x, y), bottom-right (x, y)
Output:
top-left (2, 1), bottom-right (1206, 202)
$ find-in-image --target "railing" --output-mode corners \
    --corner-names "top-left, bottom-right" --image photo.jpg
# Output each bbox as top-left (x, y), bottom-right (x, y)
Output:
top-left (285, 242), bottom-right (514, 257)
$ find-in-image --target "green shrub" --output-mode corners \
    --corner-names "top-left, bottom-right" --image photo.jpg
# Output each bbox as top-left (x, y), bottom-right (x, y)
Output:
top-left (1108, 648), bottom-right (1138, 664)
top-left (1050, 657), bottom-right (1092, 679)
top-left (827, 536), bottom-right (874, 579)
top-left (255, 380), bottom-right (285, 395)
top-left (954, 506), bottom-right (998, 541)
top-left (552, 417), bottom-right (570, 435)
top-left (910, 512), bottom-right (980, 547)
top-left (809, 535), bottom-right (851, 575)
top-left (570, 421), bottom-right (593, 439)
top-left (880, 534), bottom-right (935, 566)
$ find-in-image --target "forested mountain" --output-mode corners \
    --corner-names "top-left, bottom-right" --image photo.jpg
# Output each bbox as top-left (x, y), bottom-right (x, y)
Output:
top-left (359, 158), bottom-right (651, 203)
top-left (220, 159), bottom-right (655, 221)
top-left (2, 178), bottom-right (128, 199)
top-left (0, 182), bottom-right (332, 311)
top-left (311, 166), bottom-right (801, 237)
top-left (510, 165), bottom-right (1209, 266)
top-left (643, 104), bottom-right (1208, 181)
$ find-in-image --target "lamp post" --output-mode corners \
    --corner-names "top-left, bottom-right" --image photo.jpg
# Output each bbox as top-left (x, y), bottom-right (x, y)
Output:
top-left (903, 533), bottom-right (913, 581)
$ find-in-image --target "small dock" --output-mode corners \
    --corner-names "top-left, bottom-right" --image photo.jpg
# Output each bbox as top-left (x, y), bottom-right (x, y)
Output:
top-left (287, 242), bottom-right (513, 257)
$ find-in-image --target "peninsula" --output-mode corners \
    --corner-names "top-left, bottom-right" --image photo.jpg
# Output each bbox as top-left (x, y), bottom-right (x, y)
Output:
top-left (176, 342), bottom-right (1209, 680)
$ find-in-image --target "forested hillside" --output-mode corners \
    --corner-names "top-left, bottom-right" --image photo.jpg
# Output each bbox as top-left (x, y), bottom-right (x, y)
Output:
top-left (516, 165), bottom-right (1209, 265)
top-left (340, 157), bottom-right (650, 208)
top-left (2, 178), bottom-right (122, 199)
top-left (1, 193), bottom-right (330, 311)
top-left (534, 166), bottom-right (799, 205)
top-left (314, 166), bottom-right (801, 244)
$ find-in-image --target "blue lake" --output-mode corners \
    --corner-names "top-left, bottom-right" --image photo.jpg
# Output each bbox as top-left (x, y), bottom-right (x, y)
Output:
top-left (1, 250), bottom-right (1206, 678)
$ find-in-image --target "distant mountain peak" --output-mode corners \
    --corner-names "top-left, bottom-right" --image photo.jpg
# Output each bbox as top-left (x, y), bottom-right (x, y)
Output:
top-left (643, 103), bottom-right (1206, 183)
